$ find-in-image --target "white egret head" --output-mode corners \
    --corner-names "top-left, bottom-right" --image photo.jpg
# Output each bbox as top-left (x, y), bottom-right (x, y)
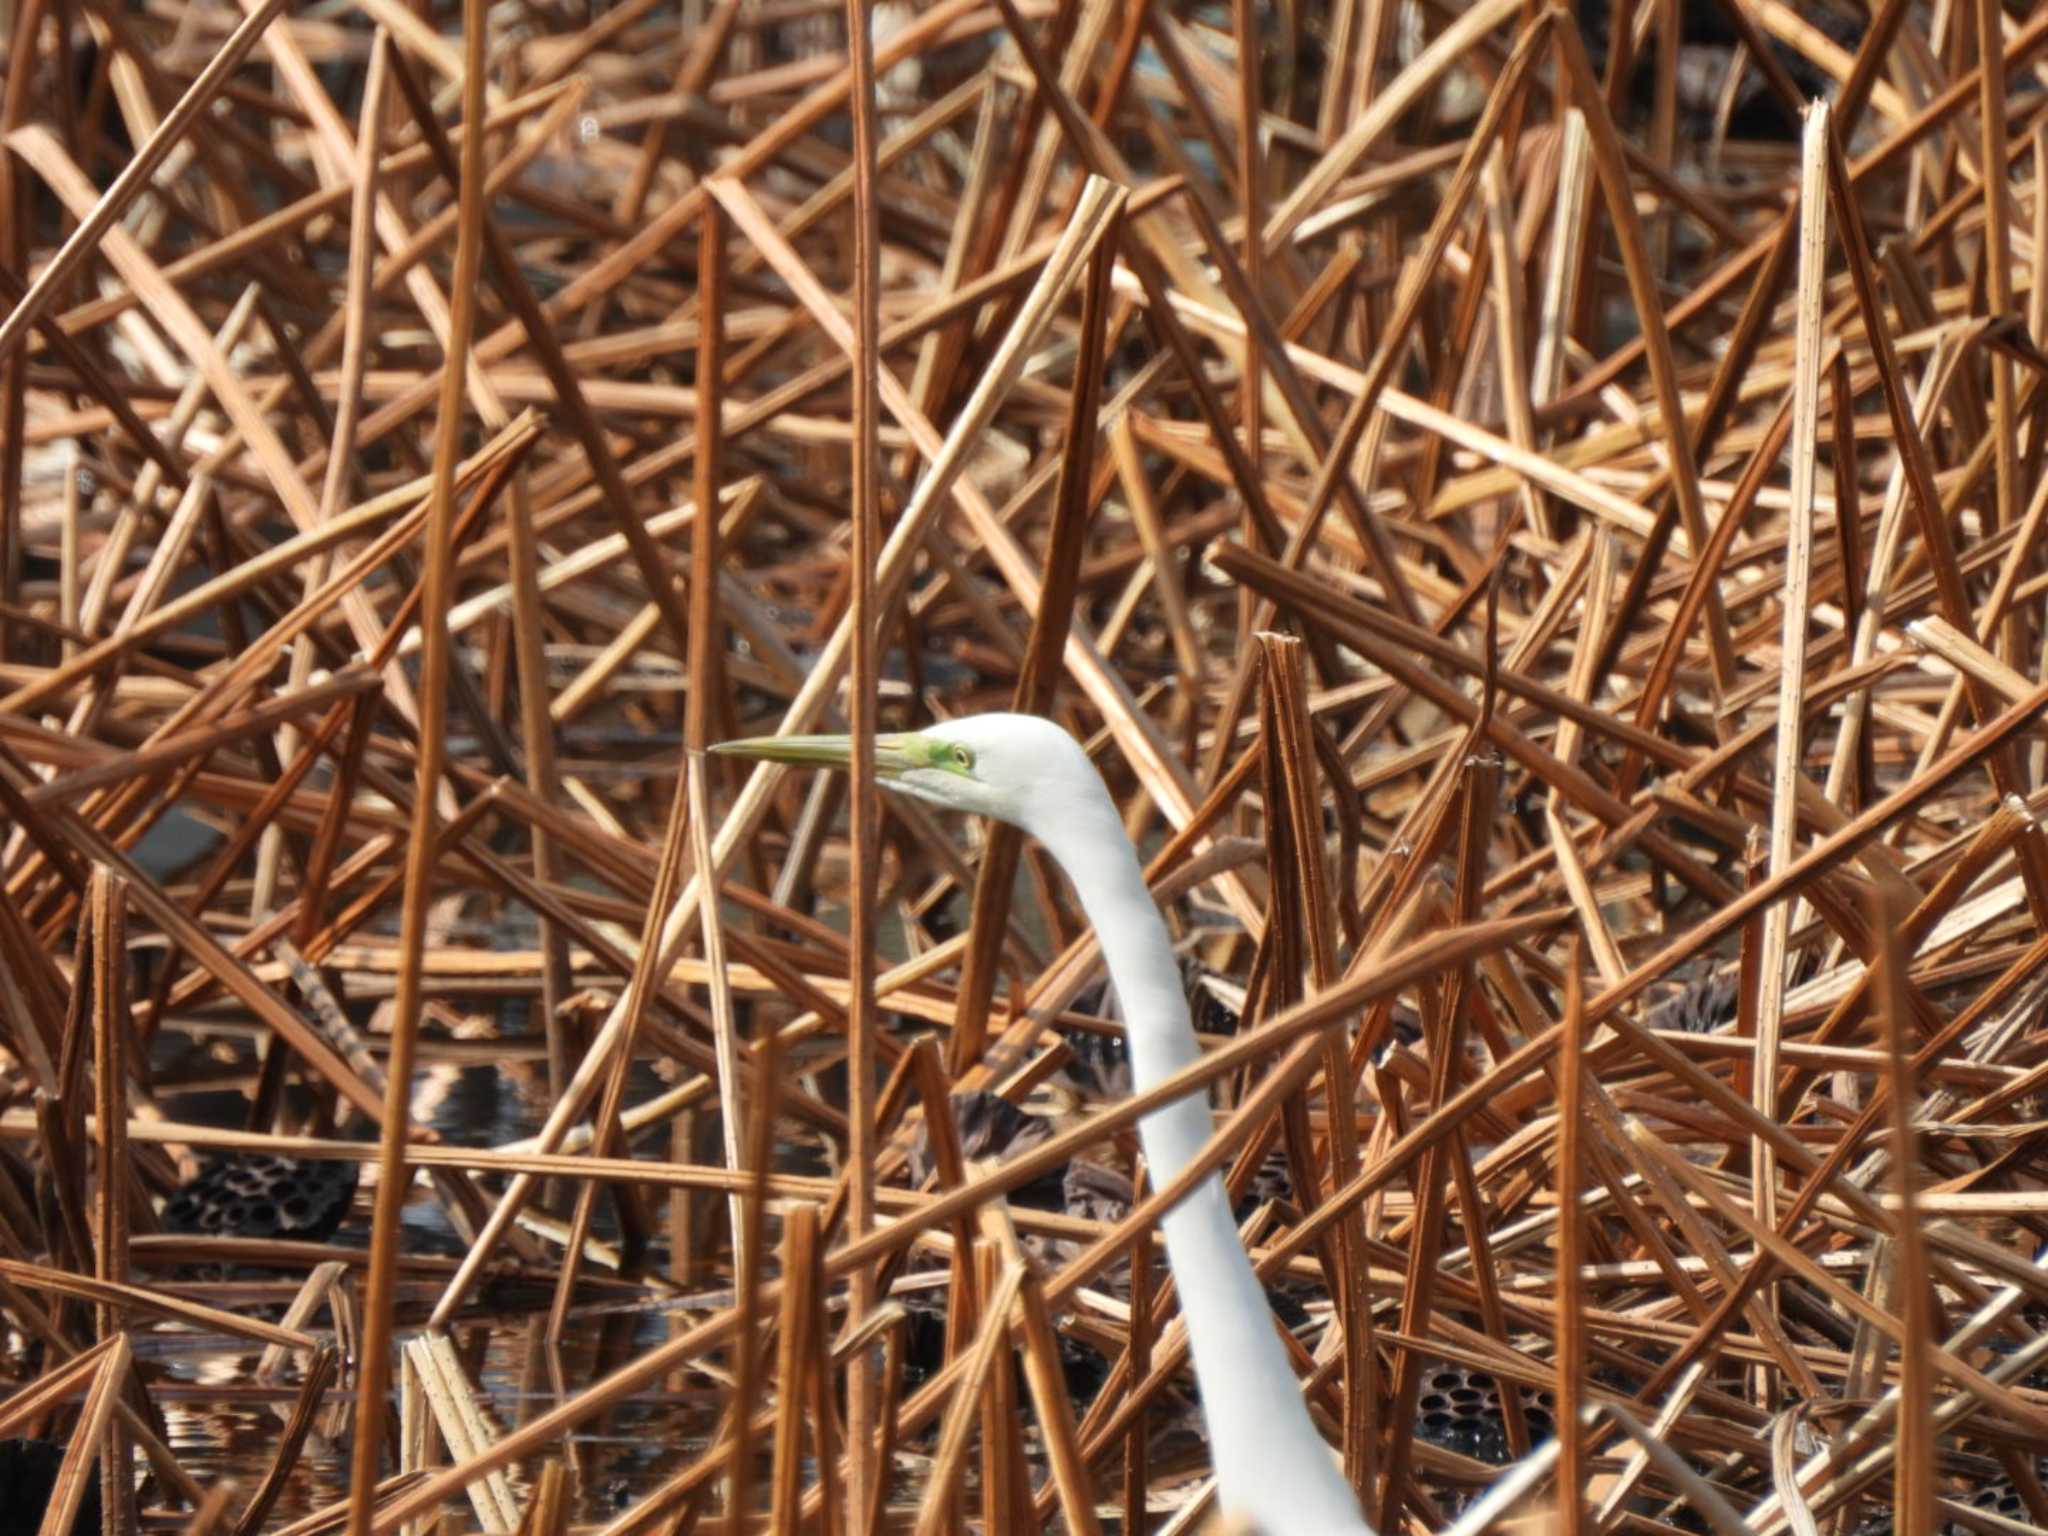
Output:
top-left (711, 712), bottom-right (1097, 832)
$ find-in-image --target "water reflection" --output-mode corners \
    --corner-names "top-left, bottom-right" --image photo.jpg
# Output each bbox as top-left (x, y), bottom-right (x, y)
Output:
top-left (102, 1032), bottom-right (722, 1526)
top-left (142, 1310), bottom-right (712, 1531)
top-left (146, 1312), bottom-right (719, 1527)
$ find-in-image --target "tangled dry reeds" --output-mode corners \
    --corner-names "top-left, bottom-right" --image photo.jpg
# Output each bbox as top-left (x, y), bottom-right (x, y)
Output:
top-left (5, 0), bottom-right (2048, 1531)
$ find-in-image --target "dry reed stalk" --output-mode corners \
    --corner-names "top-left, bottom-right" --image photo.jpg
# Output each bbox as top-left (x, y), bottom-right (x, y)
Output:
top-left (1745, 102), bottom-right (1832, 1375)
top-left (766, 1201), bottom-right (821, 1530)
top-left (87, 865), bottom-right (133, 1536)
top-left (344, 0), bottom-right (486, 1519)
top-left (841, 0), bottom-right (886, 1512)
top-left (1869, 885), bottom-right (1932, 1536)
top-left (405, 1334), bottom-right (518, 1533)
top-left (540, 726), bottom-right (700, 1333)
top-left (33, 1335), bottom-right (128, 1536)
top-left (1553, 944), bottom-right (1585, 1535)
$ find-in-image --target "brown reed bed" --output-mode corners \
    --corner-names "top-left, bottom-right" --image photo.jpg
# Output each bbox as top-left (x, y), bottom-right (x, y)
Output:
top-left (5, 0), bottom-right (2048, 1531)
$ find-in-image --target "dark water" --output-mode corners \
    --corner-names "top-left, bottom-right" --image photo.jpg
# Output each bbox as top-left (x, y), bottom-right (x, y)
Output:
top-left (118, 1040), bottom-right (735, 1530)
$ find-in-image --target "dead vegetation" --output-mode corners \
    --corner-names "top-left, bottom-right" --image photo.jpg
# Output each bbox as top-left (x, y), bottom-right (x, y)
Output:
top-left (4, 0), bottom-right (2048, 1531)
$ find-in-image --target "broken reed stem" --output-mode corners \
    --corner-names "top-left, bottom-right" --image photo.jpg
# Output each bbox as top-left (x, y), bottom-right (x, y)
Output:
top-left (1750, 96), bottom-right (1830, 1312)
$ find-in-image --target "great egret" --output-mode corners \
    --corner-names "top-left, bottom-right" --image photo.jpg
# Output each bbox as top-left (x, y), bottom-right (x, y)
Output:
top-left (715, 713), bottom-right (1372, 1535)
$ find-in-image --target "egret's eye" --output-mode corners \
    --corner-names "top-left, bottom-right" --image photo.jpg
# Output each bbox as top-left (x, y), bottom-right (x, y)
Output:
top-left (949, 743), bottom-right (975, 772)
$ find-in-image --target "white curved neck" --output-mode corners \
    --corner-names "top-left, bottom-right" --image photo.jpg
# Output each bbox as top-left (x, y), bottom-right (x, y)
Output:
top-left (1031, 796), bottom-right (1370, 1536)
